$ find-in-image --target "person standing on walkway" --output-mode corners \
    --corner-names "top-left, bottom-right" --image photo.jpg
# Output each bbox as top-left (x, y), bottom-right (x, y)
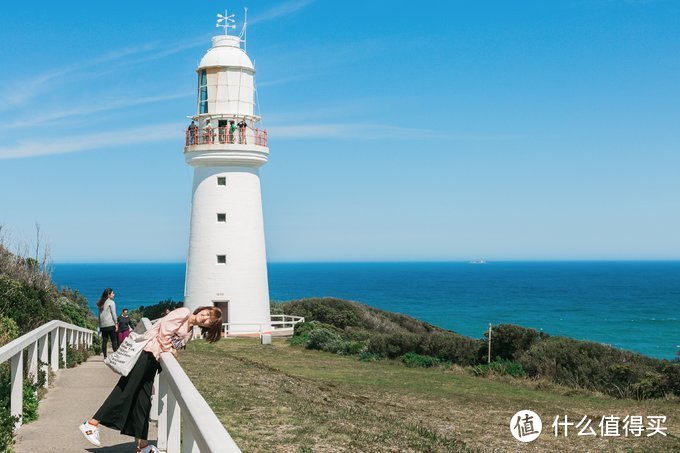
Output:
top-left (79, 306), bottom-right (223, 453)
top-left (116, 308), bottom-right (133, 345)
top-left (97, 288), bottom-right (118, 358)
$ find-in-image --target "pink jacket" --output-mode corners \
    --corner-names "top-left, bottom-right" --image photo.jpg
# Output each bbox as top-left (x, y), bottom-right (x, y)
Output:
top-left (143, 307), bottom-right (192, 360)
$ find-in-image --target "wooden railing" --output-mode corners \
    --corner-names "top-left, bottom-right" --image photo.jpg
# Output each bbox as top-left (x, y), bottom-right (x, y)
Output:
top-left (138, 319), bottom-right (240, 452)
top-left (222, 315), bottom-right (305, 336)
top-left (0, 321), bottom-right (94, 429)
top-left (185, 127), bottom-right (267, 147)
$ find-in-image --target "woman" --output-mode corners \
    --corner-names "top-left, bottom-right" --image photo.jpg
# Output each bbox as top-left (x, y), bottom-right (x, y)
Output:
top-left (97, 288), bottom-right (119, 358)
top-left (79, 306), bottom-right (222, 453)
top-left (117, 308), bottom-right (133, 345)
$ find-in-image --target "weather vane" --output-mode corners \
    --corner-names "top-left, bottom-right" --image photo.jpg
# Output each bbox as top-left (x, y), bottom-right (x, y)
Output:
top-left (216, 9), bottom-right (236, 35)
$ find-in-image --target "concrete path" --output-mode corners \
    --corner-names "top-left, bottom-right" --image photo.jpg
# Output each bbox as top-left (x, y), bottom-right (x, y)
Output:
top-left (14, 355), bottom-right (157, 453)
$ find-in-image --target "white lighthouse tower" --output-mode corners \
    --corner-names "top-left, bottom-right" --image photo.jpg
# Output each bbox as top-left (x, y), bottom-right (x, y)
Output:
top-left (183, 10), bottom-right (271, 334)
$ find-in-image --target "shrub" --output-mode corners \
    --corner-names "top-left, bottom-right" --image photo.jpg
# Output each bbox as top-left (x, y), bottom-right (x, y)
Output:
top-left (65, 345), bottom-right (90, 368)
top-left (130, 300), bottom-right (183, 325)
top-left (281, 298), bottom-right (361, 329)
top-left (305, 328), bottom-right (343, 351)
top-left (518, 337), bottom-right (678, 399)
top-left (91, 334), bottom-right (102, 355)
top-left (0, 316), bottom-right (19, 347)
top-left (484, 324), bottom-right (549, 361)
top-left (358, 351), bottom-right (382, 362)
top-left (470, 359), bottom-right (526, 378)
top-left (22, 380), bottom-right (39, 423)
top-left (419, 332), bottom-right (482, 366)
top-left (401, 352), bottom-right (444, 368)
top-left (0, 365), bottom-right (18, 451)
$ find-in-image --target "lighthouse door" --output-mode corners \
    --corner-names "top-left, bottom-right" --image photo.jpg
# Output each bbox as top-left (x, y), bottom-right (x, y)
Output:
top-left (212, 300), bottom-right (229, 327)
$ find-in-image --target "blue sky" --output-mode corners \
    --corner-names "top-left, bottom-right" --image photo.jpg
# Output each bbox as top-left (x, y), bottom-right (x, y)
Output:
top-left (0, 0), bottom-right (679, 262)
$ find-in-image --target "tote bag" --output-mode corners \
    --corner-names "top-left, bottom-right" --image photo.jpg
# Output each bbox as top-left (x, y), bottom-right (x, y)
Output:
top-left (104, 331), bottom-right (149, 376)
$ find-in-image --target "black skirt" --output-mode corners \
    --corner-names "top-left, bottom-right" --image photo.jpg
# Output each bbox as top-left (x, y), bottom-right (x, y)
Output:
top-left (94, 351), bottom-right (161, 439)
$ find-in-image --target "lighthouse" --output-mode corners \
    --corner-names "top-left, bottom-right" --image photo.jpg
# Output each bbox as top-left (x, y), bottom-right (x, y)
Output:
top-left (183, 11), bottom-right (271, 334)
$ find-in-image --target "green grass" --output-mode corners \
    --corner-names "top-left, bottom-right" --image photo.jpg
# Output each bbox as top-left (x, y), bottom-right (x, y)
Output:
top-left (179, 339), bottom-right (680, 452)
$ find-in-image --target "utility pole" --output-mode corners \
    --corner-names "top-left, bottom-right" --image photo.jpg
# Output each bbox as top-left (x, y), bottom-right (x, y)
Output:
top-left (487, 323), bottom-right (492, 364)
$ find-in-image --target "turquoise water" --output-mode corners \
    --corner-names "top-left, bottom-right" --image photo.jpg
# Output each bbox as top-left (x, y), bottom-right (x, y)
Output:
top-left (52, 262), bottom-right (680, 359)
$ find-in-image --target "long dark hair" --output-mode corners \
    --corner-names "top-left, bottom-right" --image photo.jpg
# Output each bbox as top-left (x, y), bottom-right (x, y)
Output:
top-left (97, 288), bottom-right (114, 309)
top-left (193, 306), bottom-right (223, 343)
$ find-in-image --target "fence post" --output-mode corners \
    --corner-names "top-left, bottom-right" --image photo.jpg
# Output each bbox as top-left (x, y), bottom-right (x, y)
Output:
top-left (27, 341), bottom-right (39, 384)
top-left (50, 328), bottom-right (59, 371)
top-left (182, 420), bottom-right (199, 453)
top-left (10, 352), bottom-right (24, 430)
top-left (487, 323), bottom-right (492, 364)
top-left (167, 389), bottom-right (181, 452)
top-left (38, 334), bottom-right (49, 387)
top-left (60, 328), bottom-right (68, 365)
top-left (157, 372), bottom-right (168, 451)
top-left (150, 373), bottom-right (159, 422)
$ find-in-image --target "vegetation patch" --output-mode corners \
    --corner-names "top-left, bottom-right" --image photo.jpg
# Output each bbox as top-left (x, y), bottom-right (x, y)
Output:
top-left (181, 339), bottom-right (680, 452)
top-left (278, 298), bottom-right (680, 400)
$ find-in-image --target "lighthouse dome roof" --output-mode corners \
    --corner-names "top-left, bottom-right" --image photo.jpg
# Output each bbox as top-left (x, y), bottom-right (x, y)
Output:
top-left (198, 35), bottom-right (254, 71)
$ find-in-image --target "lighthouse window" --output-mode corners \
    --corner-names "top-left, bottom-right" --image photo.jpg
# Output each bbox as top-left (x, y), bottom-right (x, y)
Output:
top-left (217, 213), bottom-right (226, 222)
top-left (216, 255), bottom-right (226, 264)
top-left (199, 70), bottom-right (208, 114)
top-left (217, 176), bottom-right (226, 186)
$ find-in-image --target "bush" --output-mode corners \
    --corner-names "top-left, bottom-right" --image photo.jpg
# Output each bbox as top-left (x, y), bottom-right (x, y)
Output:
top-left (0, 316), bottom-right (19, 347)
top-left (65, 345), bottom-right (90, 368)
top-left (484, 324), bottom-right (549, 361)
top-left (281, 298), bottom-right (362, 329)
top-left (470, 359), bottom-right (527, 378)
top-left (0, 365), bottom-right (18, 451)
top-left (129, 299), bottom-right (183, 325)
top-left (358, 351), bottom-right (382, 362)
top-left (419, 332), bottom-right (481, 366)
top-left (518, 337), bottom-right (678, 399)
top-left (306, 328), bottom-right (343, 351)
top-left (22, 380), bottom-right (39, 423)
top-left (401, 352), bottom-right (445, 368)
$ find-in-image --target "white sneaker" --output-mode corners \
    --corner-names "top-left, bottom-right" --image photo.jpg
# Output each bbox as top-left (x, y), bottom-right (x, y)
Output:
top-left (79, 421), bottom-right (101, 447)
top-left (137, 444), bottom-right (159, 453)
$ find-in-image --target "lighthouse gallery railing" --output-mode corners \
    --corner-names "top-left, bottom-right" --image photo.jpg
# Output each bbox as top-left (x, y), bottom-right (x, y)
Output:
top-left (185, 127), bottom-right (267, 147)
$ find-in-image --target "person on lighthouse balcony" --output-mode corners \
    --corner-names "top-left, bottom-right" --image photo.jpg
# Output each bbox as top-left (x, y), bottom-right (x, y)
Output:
top-left (187, 120), bottom-right (197, 145)
top-left (204, 119), bottom-right (214, 144)
top-left (237, 119), bottom-right (247, 144)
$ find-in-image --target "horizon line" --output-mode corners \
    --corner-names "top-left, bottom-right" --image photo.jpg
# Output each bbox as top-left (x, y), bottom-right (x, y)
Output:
top-left (52, 259), bottom-right (680, 265)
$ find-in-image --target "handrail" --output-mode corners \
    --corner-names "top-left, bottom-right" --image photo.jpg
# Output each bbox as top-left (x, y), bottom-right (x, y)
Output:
top-left (222, 315), bottom-right (305, 336)
top-left (137, 318), bottom-right (241, 452)
top-left (0, 320), bottom-right (92, 363)
top-left (159, 353), bottom-right (240, 452)
top-left (185, 127), bottom-right (267, 147)
top-left (0, 320), bottom-right (94, 430)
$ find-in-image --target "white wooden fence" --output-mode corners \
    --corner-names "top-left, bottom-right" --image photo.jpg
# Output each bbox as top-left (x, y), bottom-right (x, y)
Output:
top-left (0, 321), bottom-right (94, 429)
top-left (222, 314), bottom-right (305, 336)
top-left (139, 318), bottom-right (241, 453)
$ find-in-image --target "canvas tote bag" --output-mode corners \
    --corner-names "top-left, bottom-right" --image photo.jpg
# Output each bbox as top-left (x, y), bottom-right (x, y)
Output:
top-left (104, 331), bottom-right (149, 376)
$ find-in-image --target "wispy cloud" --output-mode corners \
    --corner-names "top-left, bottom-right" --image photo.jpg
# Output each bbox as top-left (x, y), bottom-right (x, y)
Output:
top-left (250, 0), bottom-right (314, 25)
top-left (267, 122), bottom-right (522, 141)
top-left (0, 123), bottom-right (185, 160)
top-left (0, 36), bottom-right (205, 111)
top-left (0, 92), bottom-right (192, 130)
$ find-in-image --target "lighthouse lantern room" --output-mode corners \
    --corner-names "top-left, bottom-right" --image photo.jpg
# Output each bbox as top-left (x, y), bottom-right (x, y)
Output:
top-left (183, 9), bottom-right (271, 335)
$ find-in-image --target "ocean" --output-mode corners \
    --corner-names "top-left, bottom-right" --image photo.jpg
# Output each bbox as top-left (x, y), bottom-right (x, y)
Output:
top-left (51, 261), bottom-right (680, 360)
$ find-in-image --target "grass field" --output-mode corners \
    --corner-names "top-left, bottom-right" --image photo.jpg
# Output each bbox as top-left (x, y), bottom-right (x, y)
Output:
top-left (179, 339), bottom-right (679, 452)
